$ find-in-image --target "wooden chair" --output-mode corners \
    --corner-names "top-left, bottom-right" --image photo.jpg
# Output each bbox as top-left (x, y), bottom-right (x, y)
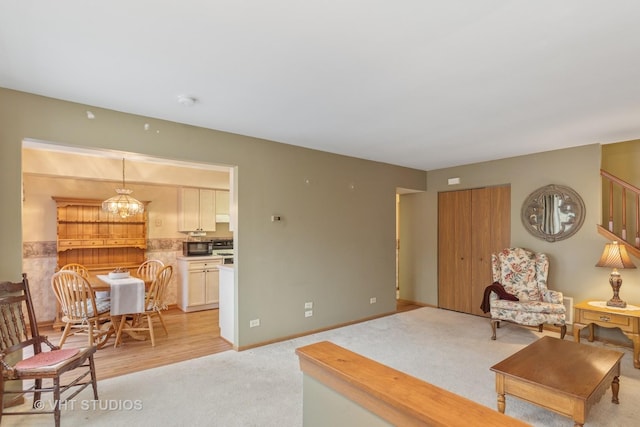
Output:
top-left (51, 270), bottom-right (113, 349)
top-left (136, 259), bottom-right (165, 283)
top-left (0, 274), bottom-right (99, 427)
top-left (59, 263), bottom-right (90, 279)
top-left (116, 265), bottom-right (173, 347)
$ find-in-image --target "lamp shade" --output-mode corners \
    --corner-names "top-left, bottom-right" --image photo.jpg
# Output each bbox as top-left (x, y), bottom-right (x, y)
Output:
top-left (595, 241), bottom-right (636, 269)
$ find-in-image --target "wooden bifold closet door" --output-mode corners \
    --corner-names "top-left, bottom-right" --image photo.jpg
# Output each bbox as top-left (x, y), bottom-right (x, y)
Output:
top-left (438, 185), bottom-right (510, 316)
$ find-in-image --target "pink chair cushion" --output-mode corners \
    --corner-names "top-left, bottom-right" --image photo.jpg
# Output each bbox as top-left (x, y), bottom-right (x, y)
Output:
top-left (15, 348), bottom-right (80, 370)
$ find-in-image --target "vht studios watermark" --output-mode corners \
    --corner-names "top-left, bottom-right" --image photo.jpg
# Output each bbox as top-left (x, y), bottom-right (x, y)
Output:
top-left (34, 399), bottom-right (143, 411)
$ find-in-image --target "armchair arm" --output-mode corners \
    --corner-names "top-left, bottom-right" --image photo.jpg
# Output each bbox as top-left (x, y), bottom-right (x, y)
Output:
top-left (1, 353), bottom-right (18, 380)
top-left (543, 290), bottom-right (564, 305)
top-left (40, 335), bottom-right (60, 351)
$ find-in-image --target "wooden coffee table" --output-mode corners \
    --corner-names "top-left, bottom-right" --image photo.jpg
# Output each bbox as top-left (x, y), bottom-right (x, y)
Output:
top-left (490, 336), bottom-right (623, 427)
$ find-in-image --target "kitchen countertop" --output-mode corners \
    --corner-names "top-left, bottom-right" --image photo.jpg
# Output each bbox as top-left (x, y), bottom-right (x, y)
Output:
top-left (176, 255), bottom-right (224, 261)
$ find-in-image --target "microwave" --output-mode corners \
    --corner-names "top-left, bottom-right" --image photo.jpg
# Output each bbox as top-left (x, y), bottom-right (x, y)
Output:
top-left (183, 241), bottom-right (213, 256)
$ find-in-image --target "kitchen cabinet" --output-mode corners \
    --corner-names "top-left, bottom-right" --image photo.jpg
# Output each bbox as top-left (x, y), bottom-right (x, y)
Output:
top-left (178, 187), bottom-right (216, 232)
top-left (437, 185), bottom-right (510, 316)
top-left (53, 197), bottom-right (148, 271)
top-left (215, 190), bottom-right (230, 223)
top-left (177, 256), bottom-right (222, 312)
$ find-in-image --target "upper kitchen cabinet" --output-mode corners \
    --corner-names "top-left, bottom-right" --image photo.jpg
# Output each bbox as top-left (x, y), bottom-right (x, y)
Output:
top-left (215, 190), bottom-right (230, 223)
top-left (178, 187), bottom-right (216, 232)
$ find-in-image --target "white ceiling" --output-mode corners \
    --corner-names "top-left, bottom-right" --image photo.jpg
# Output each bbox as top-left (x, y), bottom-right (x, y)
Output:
top-left (2, 1), bottom-right (640, 171)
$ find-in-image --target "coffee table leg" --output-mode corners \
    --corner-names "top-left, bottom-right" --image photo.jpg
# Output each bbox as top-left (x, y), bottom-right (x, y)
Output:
top-left (612, 376), bottom-right (620, 404)
top-left (495, 374), bottom-right (506, 413)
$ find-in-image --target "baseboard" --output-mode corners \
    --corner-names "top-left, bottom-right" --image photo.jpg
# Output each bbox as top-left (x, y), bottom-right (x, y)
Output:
top-left (237, 310), bottom-right (398, 352)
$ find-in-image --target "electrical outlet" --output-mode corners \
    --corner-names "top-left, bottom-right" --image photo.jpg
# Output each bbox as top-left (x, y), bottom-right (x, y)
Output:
top-left (370, 297), bottom-right (377, 304)
top-left (305, 310), bottom-right (313, 317)
top-left (249, 318), bottom-right (260, 328)
top-left (304, 301), bottom-right (313, 309)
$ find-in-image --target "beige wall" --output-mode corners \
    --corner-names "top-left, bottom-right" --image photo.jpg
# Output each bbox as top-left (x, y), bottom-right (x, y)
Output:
top-left (400, 143), bottom-right (640, 315)
top-left (0, 88), bottom-right (426, 348)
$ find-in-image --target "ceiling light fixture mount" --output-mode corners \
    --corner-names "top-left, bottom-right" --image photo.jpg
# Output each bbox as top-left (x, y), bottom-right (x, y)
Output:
top-left (102, 158), bottom-right (144, 218)
top-left (177, 95), bottom-right (197, 107)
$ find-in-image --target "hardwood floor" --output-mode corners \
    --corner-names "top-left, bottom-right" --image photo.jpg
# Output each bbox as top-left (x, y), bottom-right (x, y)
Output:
top-left (396, 299), bottom-right (425, 312)
top-left (42, 301), bottom-right (422, 381)
top-left (41, 308), bottom-right (232, 381)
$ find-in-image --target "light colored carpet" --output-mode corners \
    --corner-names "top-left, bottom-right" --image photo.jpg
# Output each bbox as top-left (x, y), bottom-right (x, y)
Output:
top-left (5, 307), bottom-right (640, 426)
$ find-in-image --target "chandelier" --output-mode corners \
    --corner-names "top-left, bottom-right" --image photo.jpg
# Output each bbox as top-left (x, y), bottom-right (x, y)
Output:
top-left (102, 158), bottom-right (144, 218)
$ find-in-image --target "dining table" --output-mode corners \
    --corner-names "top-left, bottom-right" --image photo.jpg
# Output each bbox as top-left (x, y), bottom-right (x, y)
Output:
top-left (93, 273), bottom-right (151, 347)
top-left (90, 272), bottom-right (153, 292)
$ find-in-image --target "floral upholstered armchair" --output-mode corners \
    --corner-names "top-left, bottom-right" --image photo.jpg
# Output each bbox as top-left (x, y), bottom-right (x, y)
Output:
top-left (489, 247), bottom-right (567, 340)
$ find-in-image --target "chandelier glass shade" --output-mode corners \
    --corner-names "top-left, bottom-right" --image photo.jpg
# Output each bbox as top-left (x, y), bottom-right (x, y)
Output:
top-left (102, 158), bottom-right (144, 218)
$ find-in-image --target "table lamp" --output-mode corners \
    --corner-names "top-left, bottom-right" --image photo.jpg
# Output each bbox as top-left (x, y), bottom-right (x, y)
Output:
top-left (595, 241), bottom-right (636, 308)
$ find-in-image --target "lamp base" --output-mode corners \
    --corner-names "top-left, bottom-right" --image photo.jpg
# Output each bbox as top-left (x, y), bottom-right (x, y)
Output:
top-left (606, 297), bottom-right (627, 308)
top-left (607, 271), bottom-right (626, 308)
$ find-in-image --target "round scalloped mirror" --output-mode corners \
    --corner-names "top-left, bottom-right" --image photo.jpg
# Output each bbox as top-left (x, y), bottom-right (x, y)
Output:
top-left (521, 184), bottom-right (585, 242)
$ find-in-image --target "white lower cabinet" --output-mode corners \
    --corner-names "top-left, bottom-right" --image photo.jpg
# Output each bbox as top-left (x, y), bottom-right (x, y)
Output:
top-left (177, 257), bottom-right (222, 312)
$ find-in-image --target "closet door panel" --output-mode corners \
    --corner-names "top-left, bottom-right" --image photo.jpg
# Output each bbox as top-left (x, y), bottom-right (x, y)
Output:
top-left (471, 188), bottom-right (492, 316)
top-left (438, 190), bottom-right (472, 312)
top-left (490, 185), bottom-right (511, 253)
top-left (470, 186), bottom-right (511, 316)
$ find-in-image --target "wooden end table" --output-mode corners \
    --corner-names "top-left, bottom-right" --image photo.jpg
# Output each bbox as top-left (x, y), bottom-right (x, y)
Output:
top-left (490, 336), bottom-right (623, 427)
top-left (573, 300), bottom-right (640, 369)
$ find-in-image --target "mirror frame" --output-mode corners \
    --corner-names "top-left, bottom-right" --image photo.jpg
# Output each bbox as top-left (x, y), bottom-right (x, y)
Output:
top-left (521, 184), bottom-right (585, 242)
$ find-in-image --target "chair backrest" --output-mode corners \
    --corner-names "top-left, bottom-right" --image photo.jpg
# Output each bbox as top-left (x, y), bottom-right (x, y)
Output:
top-left (51, 270), bottom-right (102, 321)
top-left (491, 247), bottom-right (549, 301)
top-left (145, 265), bottom-right (173, 311)
top-left (137, 259), bottom-right (165, 281)
top-left (59, 263), bottom-right (90, 279)
top-left (0, 274), bottom-right (43, 357)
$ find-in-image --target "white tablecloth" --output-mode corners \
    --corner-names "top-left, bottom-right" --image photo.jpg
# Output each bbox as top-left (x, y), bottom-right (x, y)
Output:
top-left (96, 275), bottom-right (145, 315)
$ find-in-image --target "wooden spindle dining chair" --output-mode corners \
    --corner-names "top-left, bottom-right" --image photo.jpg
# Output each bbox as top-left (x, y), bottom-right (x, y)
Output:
top-left (51, 270), bottom-right (113, 349)
top-left (0, 274), bottom-right (99, 427)
top-left (58, 263), bottom-right (90, 279)
top-left (136, 259), bottom-right (165, 283)
top-left (115, 265), bottom-right (173, 347)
